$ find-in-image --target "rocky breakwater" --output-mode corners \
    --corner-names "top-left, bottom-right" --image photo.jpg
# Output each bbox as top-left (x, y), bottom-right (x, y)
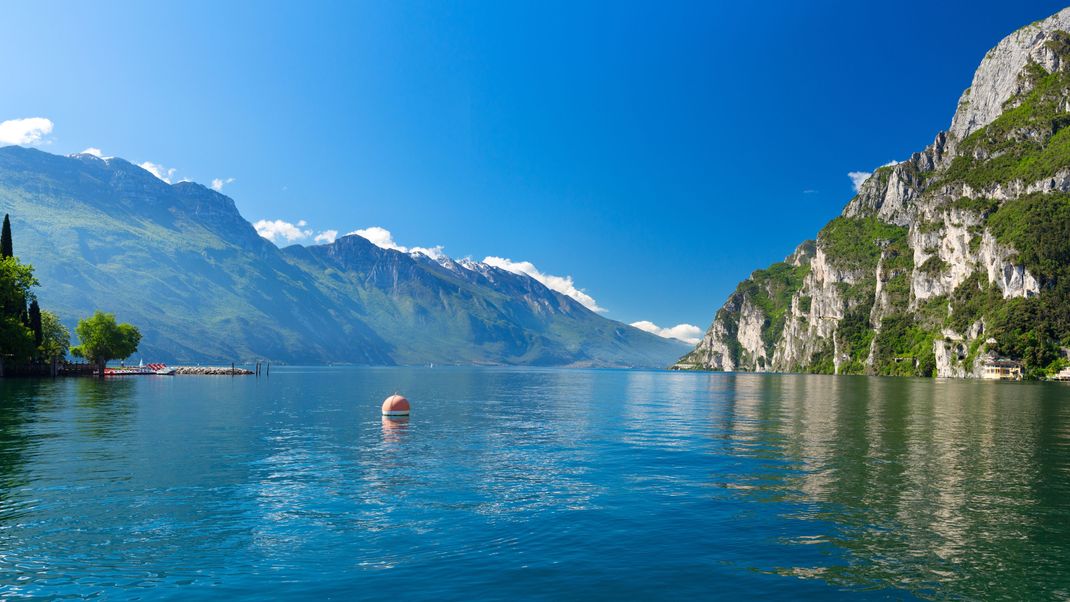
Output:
top-left (174, 366), bottom-right (255, 375)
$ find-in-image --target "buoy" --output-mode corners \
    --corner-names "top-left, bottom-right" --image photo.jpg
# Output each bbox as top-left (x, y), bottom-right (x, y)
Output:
top-left (382, 394), bottom-right (410, 416)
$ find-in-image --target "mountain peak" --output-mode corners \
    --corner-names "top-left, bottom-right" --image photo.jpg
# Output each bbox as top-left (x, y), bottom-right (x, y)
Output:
top-left (950, 7), bottom-right (1070, 140)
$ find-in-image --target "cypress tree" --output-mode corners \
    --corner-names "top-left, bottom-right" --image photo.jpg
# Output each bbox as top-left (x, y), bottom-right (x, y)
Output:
top-left (1, 215), bottom-right (20, 323)
top-left (28, 299), bottom-right (42, 348)
top-left (1, 214), bottom-right (11, 258)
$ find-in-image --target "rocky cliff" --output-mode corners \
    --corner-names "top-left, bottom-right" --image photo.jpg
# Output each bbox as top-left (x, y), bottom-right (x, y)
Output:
top-left (675, 8), bottom-right (1070, 379)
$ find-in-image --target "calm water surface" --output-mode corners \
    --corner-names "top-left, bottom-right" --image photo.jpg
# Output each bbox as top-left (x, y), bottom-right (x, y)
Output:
top-left (0, 367), bottom-right (1068, 600)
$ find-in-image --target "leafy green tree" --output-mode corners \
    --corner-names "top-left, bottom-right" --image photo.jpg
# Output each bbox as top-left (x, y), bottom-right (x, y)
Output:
top-left (71, 311), bottom-right (142, 377)
top-left (38, 311), bottom-right (71, 376)
top-left (0, 257), bottom-right (38, 375)
top-left (0, 214), bottom-right (11, 259)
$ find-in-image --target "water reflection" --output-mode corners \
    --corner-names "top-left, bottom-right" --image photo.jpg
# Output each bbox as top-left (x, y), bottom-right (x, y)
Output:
top-left (381, 416), bottom-right (409, 443)
top-left (714, 375), bottom-right (1070, 599)
top-left (74, 378), bottom-right (137, 439)
top-left (0, 380), bottom-right (50, 523)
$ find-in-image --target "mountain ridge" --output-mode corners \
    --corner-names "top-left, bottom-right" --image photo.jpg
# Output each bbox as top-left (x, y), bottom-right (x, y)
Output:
top-left (0, 145), bottom-right (687, 367)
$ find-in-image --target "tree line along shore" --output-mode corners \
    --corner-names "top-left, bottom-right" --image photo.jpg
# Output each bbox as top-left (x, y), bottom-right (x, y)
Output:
top-left (1, 212), bottom-right (262, 378)
top-left (0, 212), bottom-right (226, 379)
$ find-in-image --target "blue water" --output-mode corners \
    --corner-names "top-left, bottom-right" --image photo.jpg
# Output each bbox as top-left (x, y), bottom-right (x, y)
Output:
top-left (1, 367), bottom-right (1069, 600)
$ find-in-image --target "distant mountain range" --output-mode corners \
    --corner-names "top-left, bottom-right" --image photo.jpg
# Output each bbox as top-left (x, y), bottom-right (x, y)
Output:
top-left (0, 146), bottom-right (687, 366)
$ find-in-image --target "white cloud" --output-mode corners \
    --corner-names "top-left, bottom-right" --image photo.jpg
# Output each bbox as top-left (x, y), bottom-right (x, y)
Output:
top-left (348, 226), bottom-right (445, 259)
top-left (139, 160), bottom-right (178, 184)
top-left (80, 147), bottom-right (104, 157)
top-left (314, 229), bottom-right (338, 244)
top-left (848, 161), bottom-right (899, 193)
top-left (410, 245), bottom-right (446, 260)
top-left (482, 256), bottom-right (606, 312)
top-left (630, 320), bottom-right (703, 345)
top-left (349, 226), bottom-right (405, 251)
top-left (254, 219), bottom-right (339, 246)
top-left (0, 117), bottom-right (54, 146)
top-left (253, 219), bottom-right (312, 243)
top-left (211, 177), bottom-right (236, 191)
top-left (848, 171), bottom-right (871, 193)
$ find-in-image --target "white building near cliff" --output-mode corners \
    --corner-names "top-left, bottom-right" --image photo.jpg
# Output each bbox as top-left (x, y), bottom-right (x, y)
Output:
top-left (981, 359), bottom-right (1022, 381)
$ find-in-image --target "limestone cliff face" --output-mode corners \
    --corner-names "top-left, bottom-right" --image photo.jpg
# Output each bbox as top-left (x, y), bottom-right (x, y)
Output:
top-left (950, 9), bottom-right (1070, 140)
top-left (675, 8), bottom-right (1070, 378)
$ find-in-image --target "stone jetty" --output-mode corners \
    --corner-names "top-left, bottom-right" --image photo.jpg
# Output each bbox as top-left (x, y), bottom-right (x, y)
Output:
top-left (173, 366), bottom-right (255, 375)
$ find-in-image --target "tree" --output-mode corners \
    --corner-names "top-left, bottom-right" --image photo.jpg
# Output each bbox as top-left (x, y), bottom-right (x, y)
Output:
top-left (39, 311), bottom-right (70, 376)
top-left (1, 214), bottom-right (11, 259)
top-left (0, 216), bottom-right (24, 324)
top-left (0, 256), bottom-right (38, 376)
top-left (28, 298), bottom-right (42, 349)
top-left (71, 311), bottom-right (141, 377)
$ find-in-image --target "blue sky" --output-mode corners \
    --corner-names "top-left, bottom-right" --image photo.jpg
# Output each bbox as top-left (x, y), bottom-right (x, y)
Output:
top-left (1, 0), bottom-right (1066, 340)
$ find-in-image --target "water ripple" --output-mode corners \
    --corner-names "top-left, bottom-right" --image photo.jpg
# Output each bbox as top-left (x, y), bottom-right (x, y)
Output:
top-left (0, 370), bottom-right (1067, 599)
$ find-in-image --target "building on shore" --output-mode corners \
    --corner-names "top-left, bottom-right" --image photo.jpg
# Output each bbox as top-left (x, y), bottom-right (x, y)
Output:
top-left (981, 359), bottom-right (1023, 381)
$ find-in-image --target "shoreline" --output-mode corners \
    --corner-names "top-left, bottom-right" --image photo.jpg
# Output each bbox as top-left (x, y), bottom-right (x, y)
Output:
top-left (172, 366), bottom-right (254, 375)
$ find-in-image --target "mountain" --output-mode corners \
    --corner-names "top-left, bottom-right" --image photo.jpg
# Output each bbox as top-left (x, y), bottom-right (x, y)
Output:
top-left (674, 8), bottom-right (1070, 379)
top-left (0, 147), bottom-right (687, 367)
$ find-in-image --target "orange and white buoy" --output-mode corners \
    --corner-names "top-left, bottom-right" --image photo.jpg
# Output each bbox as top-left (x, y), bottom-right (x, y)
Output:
top-left (382, 394), bottom-right (411, 416)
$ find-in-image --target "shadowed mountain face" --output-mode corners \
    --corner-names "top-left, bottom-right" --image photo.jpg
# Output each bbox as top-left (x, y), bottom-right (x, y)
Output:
top-left (0, 146), bottom-right (687, 367)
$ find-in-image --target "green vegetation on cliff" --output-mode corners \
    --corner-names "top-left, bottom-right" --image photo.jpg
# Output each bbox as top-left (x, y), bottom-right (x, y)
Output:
top-left (989, 192), bottom-right (1070, 283)
top-left (872, 314), bottom-right (938, 377)
top-left (674, 254), bottom-right (811, 371)
top-left (739, 261), bottom-right (810, 353)
top-left (819, 217), bottom-right (909, 271)
top-left (986, 193), bottom-right (1070, 375)
top-left (820, 217), bottom-right (916, 375)
top-left (943, 37), bottom-right (1070, 189)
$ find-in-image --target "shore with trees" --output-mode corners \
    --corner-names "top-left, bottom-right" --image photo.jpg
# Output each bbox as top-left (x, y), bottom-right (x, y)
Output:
top-left (0, 213), bottom-right (141, 378)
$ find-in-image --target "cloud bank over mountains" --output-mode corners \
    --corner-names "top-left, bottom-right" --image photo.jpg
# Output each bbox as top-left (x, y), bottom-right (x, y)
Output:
top-left (337, 227), bottom-right (606, 314)
top-left (253, 221), bottom-right (610, 315)
top-left (482, 256), bottom-right (606, 313)
top-left (251, 222), bottom-right (696, 331)
top-left (0, 117), bottom-right (53, 146)
top-left (347, 226), bottom-right (445, 260)
top-left (629, 321), bottom-right (702, 344)
top-left (253, 219), bottom-right (313, 243)
top-left (139, 161), bottom-right (178, 184)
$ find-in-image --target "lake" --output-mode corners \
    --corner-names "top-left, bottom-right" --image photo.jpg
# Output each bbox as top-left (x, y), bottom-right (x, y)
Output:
top-left (0, 367), bottom-right (1068, 600)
